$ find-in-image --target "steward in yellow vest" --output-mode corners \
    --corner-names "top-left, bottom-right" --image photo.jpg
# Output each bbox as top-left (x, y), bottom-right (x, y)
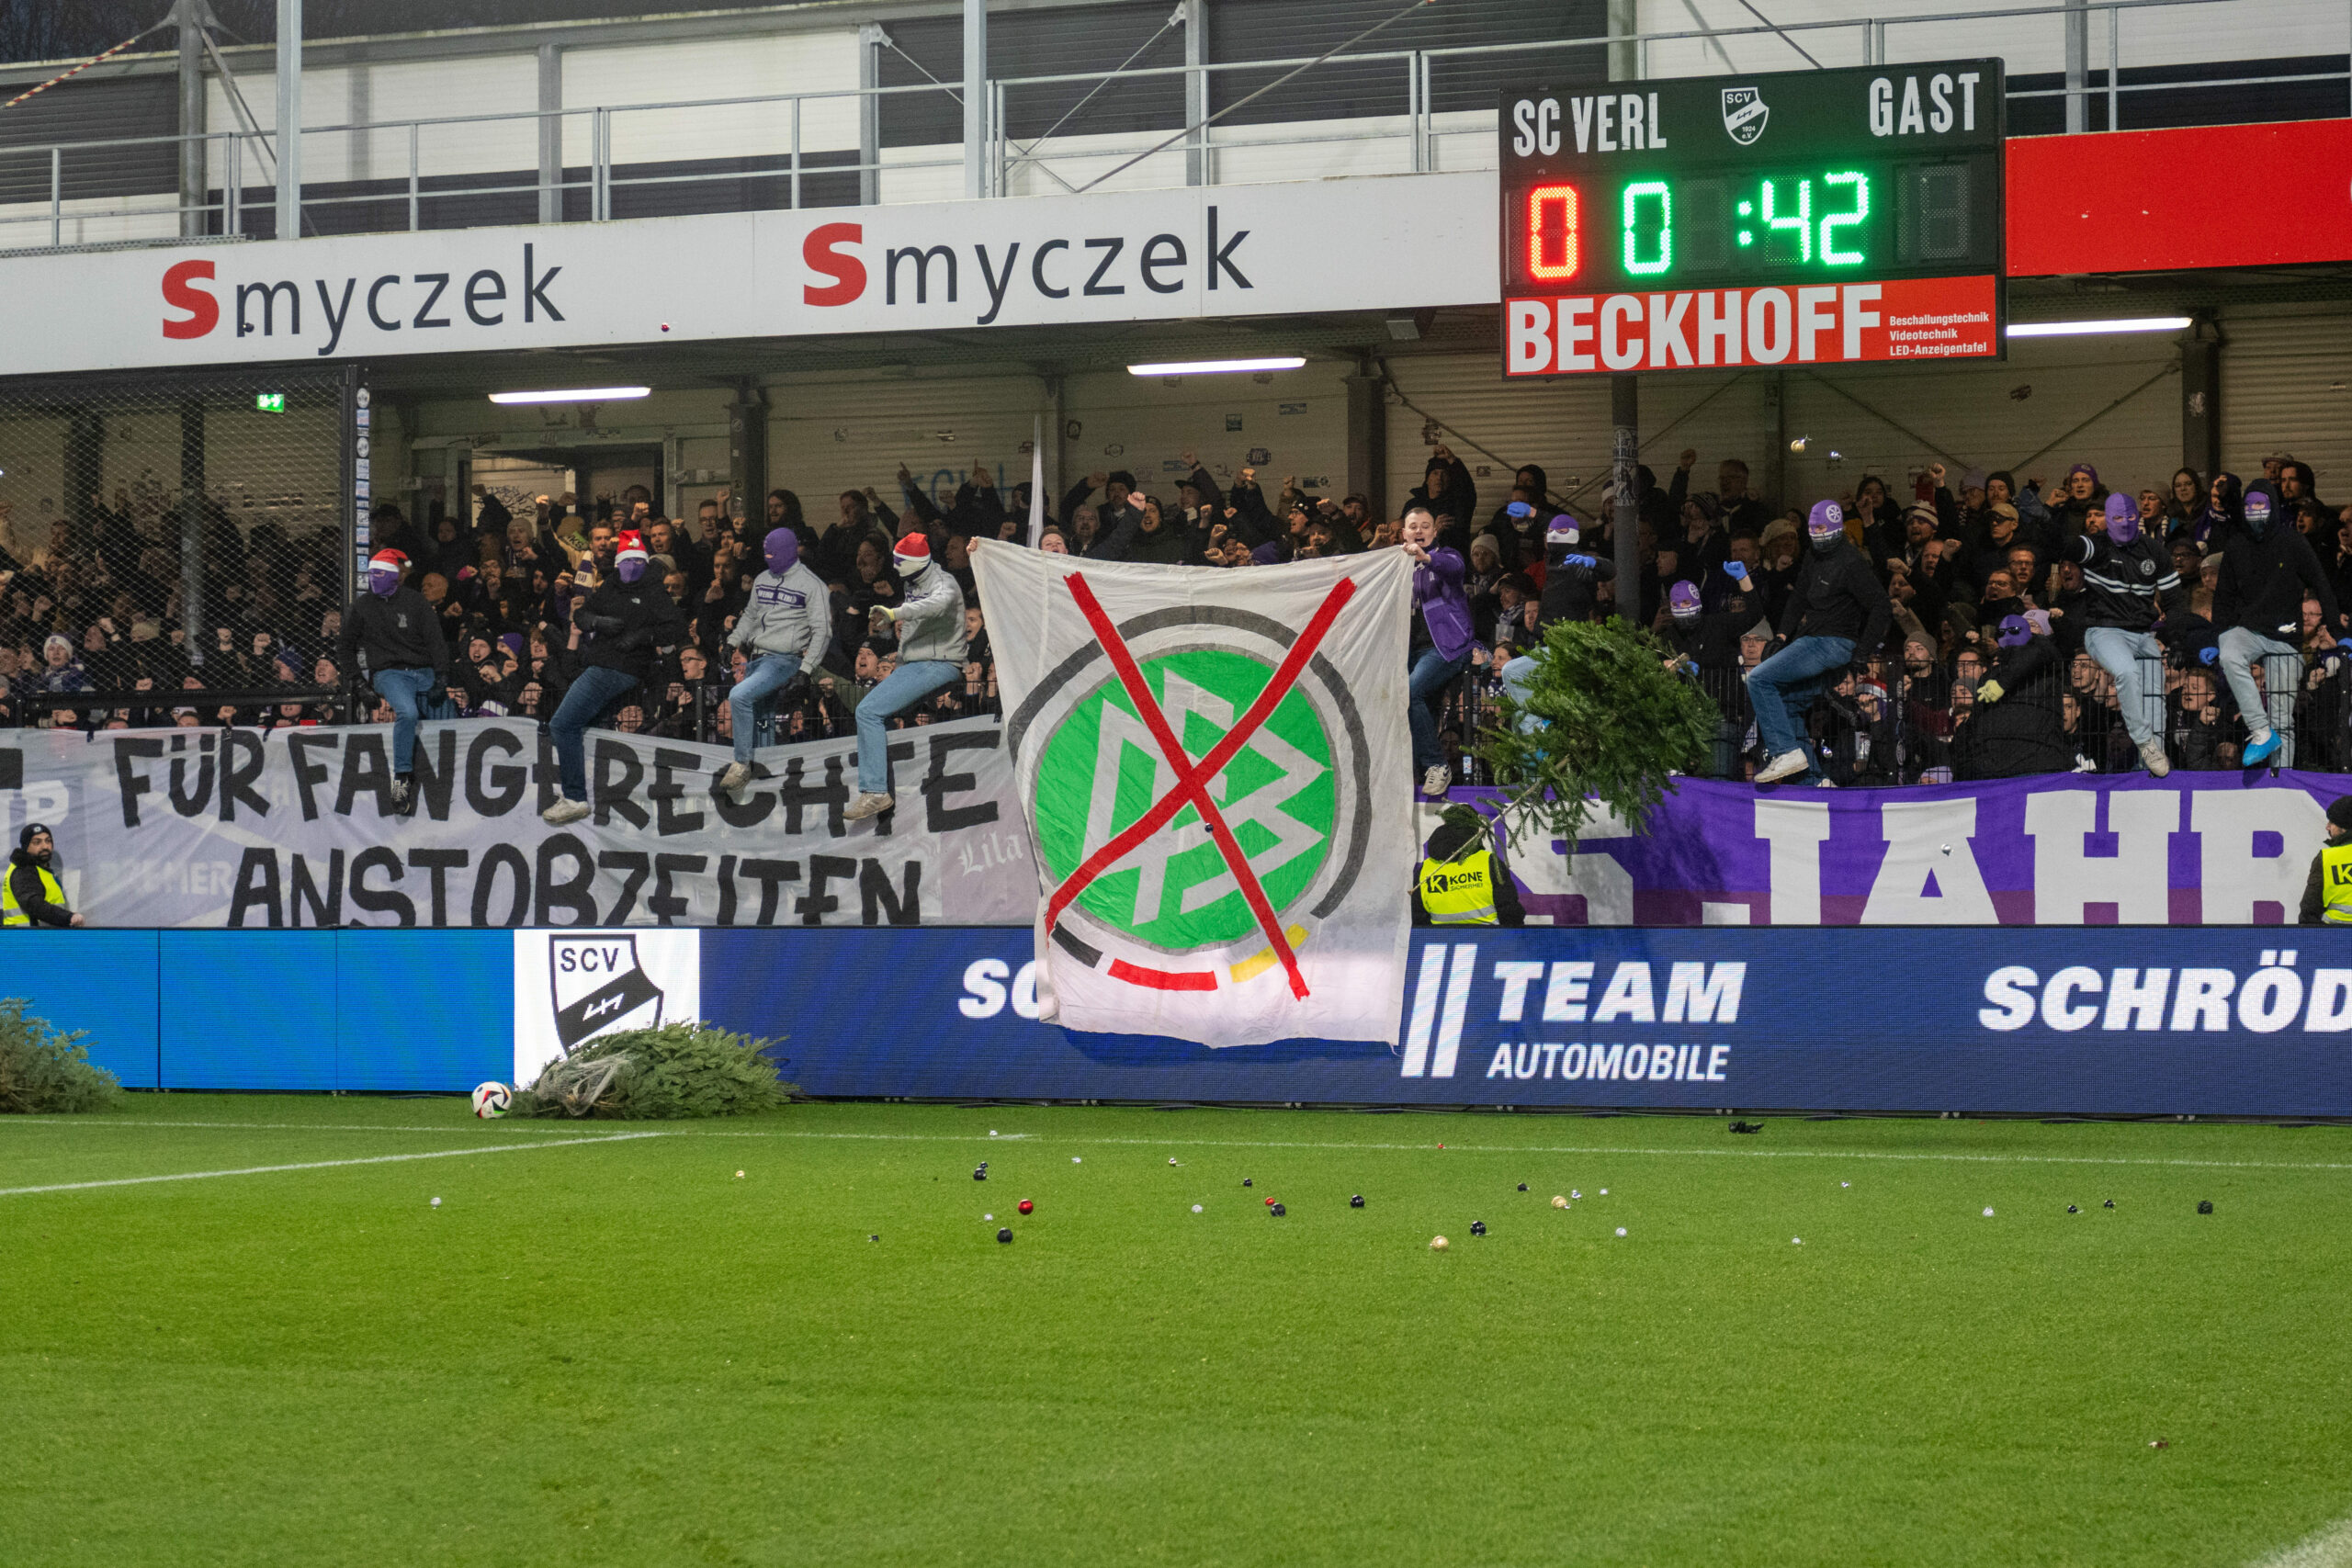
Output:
top-left (1412, 806), bottom-right (1525, 928)
top-left (2300, 795), bottom-right (2352, 926)
top-left (4, 823), bottom-right (82, 929)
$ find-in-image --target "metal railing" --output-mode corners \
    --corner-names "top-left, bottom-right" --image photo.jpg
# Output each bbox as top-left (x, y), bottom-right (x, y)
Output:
top-left (3, 0), bottom-right (2346, 251)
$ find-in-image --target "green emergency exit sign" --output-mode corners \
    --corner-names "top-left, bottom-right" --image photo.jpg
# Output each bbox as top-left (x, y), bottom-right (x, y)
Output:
top-left (255, 392), bottom-right (286, 413)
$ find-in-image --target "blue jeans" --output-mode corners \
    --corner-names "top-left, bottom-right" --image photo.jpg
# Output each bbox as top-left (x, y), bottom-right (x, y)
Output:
top-left (371, 667), bottom-right (455, 774)
top-left (855, 660), bottom-right (961, 794)
top-left (2083, 626), bottom-right (2165, 747)
top-left (549, 665), bottom-right (643, 803)
top-left (2217, 626), bottom-right (2299, 765)
top-left (727, 652), bottom-right (802, 761)
top-left (1745, 636), bottom-right (1853, 782)
top-left (1408, 646), bottom-right (1473, 776)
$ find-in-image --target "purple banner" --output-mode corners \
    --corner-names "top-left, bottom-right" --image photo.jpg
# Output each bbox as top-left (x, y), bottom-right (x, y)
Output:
top-left (1459, 772), bottom-right (2349, 927)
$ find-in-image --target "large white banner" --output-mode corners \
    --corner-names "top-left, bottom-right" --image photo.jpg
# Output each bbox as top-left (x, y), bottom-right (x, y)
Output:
top-left (3, 175), bottom-right (1495, 378)
top-left (973, 545), bottom-right (1416, 1047)
top-left (8, 716), bottom-right (1029, 928)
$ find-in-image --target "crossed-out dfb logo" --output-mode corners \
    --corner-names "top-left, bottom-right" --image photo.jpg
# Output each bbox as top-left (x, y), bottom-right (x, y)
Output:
top-left (549, 933), bottom-right (664, 1052)
top-left (1005, 604), bottom-right (1378, 995)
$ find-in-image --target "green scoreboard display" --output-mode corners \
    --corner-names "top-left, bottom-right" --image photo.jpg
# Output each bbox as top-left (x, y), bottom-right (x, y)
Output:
top-left (1500, 62), bottom-right (2006, 377)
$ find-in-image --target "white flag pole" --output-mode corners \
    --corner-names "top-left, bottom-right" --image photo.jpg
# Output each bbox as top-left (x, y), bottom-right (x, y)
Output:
top-left (1027, 413), bottom-right (1046, 547)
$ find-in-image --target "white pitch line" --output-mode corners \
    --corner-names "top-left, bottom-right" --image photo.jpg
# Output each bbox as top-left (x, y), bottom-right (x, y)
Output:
top-left (1, 1118), bottom-right (614, 1135)
top-left (7, 1120), bottom-right (2350, 1176)
top-left (0, 1131), bottom-right (663, 1197)
top-left (2253, 1513), bottom-right (2352, 1568)
top-left (663, 1128), bottom-right (2352, 1175)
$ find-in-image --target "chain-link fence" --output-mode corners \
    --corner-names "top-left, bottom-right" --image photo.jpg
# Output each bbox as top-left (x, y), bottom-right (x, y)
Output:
top-left (0, 368), bottom-right (354, 730)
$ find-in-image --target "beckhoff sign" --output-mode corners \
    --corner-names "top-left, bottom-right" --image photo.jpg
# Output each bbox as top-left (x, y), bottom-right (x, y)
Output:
top-left (1498, 61), bottom-right (2007, 377)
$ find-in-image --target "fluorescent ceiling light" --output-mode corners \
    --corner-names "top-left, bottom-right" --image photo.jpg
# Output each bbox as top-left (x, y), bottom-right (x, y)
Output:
top-left (487, 386), bottom-right (652, 404)
top-left (2007, 317), bottom-right (2190, 338)
top-left (1126, 356), bottom-right (1306, 377)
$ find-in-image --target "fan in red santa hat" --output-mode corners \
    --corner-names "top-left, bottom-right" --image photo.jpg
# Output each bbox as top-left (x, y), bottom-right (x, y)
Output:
top-left (366, 549), bottom-right (409, 596)
top-left (613, 529), bottom-right (650, 584)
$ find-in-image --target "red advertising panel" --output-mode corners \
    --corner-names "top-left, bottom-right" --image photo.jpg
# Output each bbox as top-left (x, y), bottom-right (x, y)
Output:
top-left (2006, 118), bottom-right (2352, 276)
top-left (1505, 274), bottom-right (1998, 377)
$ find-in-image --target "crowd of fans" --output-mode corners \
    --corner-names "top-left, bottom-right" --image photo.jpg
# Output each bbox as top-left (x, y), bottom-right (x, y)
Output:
top-left (5, 438), bottom-right (2350, 788)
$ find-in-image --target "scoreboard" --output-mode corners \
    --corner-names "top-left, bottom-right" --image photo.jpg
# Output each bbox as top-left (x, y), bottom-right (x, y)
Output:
top-left (1500, 62), bottom-right (2006, 377)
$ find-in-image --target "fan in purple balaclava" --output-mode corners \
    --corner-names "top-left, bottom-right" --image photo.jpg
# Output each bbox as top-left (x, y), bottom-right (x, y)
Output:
top-left (2103, 491), bottom-right (2140, 545)
top-left (2059, 483), bottom-right (2187, 778)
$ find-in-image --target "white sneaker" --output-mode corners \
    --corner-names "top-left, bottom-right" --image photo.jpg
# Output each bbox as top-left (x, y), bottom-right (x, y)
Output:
top-left (1420, 764), bottom-right (1452, 798)
top-left (541, 797), bottom-right (592, 826)
top-left (842, 790), bottom-right (895, 821)
top-left (1755, 749), bottom-right (1811, 784)
top-left (2138, 737), bottom-right (2172, 778)
top-left (718, 761), bottom-right (752, 792)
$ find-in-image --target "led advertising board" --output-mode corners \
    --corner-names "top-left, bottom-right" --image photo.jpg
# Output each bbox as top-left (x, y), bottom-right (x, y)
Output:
top-left (1500, 62), bottom-right (2005, 377)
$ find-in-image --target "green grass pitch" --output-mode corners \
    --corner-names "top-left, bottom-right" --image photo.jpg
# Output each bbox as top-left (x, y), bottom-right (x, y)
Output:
top-left (4, 1096), bottom-right (2349, 1566)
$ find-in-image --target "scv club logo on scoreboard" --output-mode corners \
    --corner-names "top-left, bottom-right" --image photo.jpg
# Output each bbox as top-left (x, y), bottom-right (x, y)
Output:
top-left (1720, 85), bottom-right (1770, 145)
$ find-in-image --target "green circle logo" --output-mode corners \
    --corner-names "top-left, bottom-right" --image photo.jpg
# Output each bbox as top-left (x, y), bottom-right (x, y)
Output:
top-left (1034, 648), bottom-right (1336, 951)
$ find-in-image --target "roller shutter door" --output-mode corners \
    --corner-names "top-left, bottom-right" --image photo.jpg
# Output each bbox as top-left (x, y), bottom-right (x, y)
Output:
top-left (764, 361), bottom-right (1351, 529)
top-left (1384, 330), bottom-right (2184, 523)
top-left (2219, 307), bottom-right (2352, 498)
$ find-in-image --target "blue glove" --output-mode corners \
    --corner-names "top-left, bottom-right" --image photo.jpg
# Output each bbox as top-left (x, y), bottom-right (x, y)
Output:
top-left (2198, 645), bottom-right (2219, 667)
top-left (1506, 502), bottom-right (1534, 519)
top-left (1726, 560), bottom-right (1751, 582)
top-left (1563, 554), bottom-right (1598, 570)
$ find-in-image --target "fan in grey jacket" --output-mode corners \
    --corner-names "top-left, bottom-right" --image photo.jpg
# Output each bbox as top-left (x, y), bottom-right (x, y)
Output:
top-left (842, 531), bottom-right (969, 821)
top-left (720, 529), bottom-right (833, 788)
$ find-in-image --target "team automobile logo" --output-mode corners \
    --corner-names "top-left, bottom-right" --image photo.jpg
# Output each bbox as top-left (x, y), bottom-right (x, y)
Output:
top-left (1003, 583), bottom-right (1379, 999)
top-left (548, 932), bottom-right (665, 1051)
top-left (1721, 85), bottom-right (1769, 145)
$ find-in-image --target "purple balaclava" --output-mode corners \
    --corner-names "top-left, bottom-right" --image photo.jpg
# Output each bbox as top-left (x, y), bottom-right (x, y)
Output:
top-left (1807, 499), bottom-right (1845, 551)
top-left (1996, 613), bottom-right (2033, 648)
top-left (1546, 517), bottom-right (1581, 549)
top-left (367, 556), bottom-right (401, 598)
top-left (1668, 580), bottom-right (1702, 622)
top-left (764, 527), bottom-right (798, 574)
top-left (2103, 491), bottom-right (2140, 546)
top-left (2244, 488), bottom-right (2275, 538)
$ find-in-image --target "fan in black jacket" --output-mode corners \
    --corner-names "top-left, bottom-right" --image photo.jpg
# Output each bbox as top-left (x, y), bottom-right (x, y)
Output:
top-left (542, 531), bottom-right (688, 824)
top-left (337, 549), bottom-right (454, 814)
top-left (2065, 492), bottom-right (2190, 776)
top-left (1952, 615), bottom-right (2072, 781)
top-left (2213, 485), bottom-right (2345, 768)
top-left (1748, 501), bottom-right (1892, 786)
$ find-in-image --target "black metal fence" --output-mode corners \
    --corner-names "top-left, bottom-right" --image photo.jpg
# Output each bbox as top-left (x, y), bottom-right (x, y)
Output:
top-left (1431, 649), bottom-right (2349, 786)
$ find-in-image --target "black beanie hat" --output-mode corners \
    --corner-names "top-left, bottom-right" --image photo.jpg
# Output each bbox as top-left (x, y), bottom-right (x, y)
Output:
top-left (2329, 795), bottom-right (2352, 833)
top-left (19, 821), bottom-right (51, 851)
